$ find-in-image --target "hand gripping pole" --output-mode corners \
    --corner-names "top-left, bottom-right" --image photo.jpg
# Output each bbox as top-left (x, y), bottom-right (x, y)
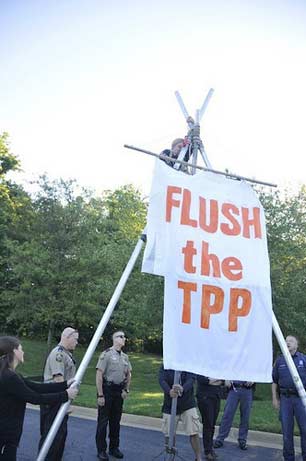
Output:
top-left (165, 371), bottom-right (181, 461)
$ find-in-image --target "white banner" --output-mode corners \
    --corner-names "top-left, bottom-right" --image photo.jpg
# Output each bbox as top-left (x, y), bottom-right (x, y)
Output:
top-left (143, 160), bottom-right (272, 382)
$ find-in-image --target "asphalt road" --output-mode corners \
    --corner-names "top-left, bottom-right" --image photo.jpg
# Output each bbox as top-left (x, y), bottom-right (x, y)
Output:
top-left (17, 408), bottom-right (299, 460)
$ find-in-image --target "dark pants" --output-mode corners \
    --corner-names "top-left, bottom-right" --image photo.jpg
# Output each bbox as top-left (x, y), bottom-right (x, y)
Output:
top-left (280, 395), bottom-right (306, 461)
top-left (0, 442), bottom-right (17, 461)
top-left (216, 387), bottom-right (253, 443)
top-left (198, 393), bottom-right (221, 455)
top-left (96, 389), bottom-right (123, 453)
top-left (38, 403), bottom-right (68, 461)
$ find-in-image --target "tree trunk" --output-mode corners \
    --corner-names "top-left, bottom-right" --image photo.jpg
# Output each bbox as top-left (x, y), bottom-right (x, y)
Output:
top-left (46, 319), bottom-right (54, 355)
top-left (41, 319), bottom-right (55, 378)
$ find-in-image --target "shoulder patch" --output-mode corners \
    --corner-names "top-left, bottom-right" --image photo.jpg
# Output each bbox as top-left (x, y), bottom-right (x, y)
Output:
top-left (56, 353), bottom-right (63, 363)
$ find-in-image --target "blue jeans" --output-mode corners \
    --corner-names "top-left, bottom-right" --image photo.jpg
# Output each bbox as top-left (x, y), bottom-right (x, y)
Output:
top-left (216, 387), bottom-right (253, 443)
top-left (280, 395), bottom-right (306, 461)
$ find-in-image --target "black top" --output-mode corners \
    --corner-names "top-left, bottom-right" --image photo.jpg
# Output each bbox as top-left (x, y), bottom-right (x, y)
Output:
top-left (0, 369), bottom-right (68, 445)
top-left (160, 149), bottom-right (190, 170)
top-left (158, 366), bottom-right (196, 415)
top-left (196, 375), bottom-right (223, 399)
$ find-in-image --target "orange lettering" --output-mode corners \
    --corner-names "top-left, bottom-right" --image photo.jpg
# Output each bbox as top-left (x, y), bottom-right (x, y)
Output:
top-left (182, 241), bottom-right (197, 274)
top-left (181, 189), bottom-right (197, 228)
top-left (166, 186), bottom-right (182, 222)
top-left (201, 242), bottom-right (221, 278)
top-left (178, 280), bottom-right (197, 324)
top-left (201, 284), bottom-right (224, 329)
top-left (199, 198), bottom-right (218, 233)
top-left (221, 257), bottom-right (243, 281)
top-left (242, 207), bottom-right (262, 239)
top-left (228, 288), bottom-right (252, 331)
top-left (220, 203), bottom-right (241, 236)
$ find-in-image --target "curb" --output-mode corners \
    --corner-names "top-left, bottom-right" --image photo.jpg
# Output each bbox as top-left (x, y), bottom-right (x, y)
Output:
top-left (27, 404), bottom-right (301, 453)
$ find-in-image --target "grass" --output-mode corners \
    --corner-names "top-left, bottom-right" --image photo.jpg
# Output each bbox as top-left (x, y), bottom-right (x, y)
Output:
top-left (15, 337), bottom-right (286, 433)
top-left (19, 338), bottom-right (164, 418)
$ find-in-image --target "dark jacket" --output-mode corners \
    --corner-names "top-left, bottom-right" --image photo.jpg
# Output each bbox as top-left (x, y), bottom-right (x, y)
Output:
top-left (0, 369), bottom-right (68, 446)
top-left (160, 149), bottom-right (190, 171)
top-left (196, 375), bottom-right (223, 399)
top-left (272, 352), bottom-right (306, 390)
top-left (158, 366), bottom-right (196, 415)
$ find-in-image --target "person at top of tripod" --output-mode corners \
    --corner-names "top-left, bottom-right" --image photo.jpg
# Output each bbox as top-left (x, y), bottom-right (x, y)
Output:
top-left (160, 137), bottom-right (190, 172)
top-left (161, 116), bottom-right (202, 173)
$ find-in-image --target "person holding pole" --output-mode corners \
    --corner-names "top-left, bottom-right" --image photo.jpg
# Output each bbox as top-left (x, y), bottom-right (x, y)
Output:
top-left (161, 137), bottom-right (190, 171)
top-left (0, 336), bottom-right (78, 461)
top-left (160, 115), bottom-right (200, 174)
top-left (95, 331), bottom-right (131, 460)
top-left (38, 327), bottom-right (79, 460)
top-left (272, 335), bottom-right (306, 461)
top-left (158, 366), bottom-right (202, 461)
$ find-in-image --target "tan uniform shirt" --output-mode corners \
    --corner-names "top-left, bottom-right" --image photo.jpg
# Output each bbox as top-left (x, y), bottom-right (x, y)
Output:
top-left (44, 345), bottom-right (76, 382)
top-left (96, 347), bottom-right (132, 385)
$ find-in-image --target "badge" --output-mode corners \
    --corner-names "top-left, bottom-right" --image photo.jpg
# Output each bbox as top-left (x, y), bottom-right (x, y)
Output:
top-left (56, 353), bottom-right (63, 362)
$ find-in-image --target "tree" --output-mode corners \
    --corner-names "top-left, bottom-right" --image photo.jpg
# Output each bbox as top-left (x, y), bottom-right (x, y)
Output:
top-left (102, 185), bottom-right (147, 242)
top-left (259, 186), bottom-right (306, 349)
top-left (4, 177), bottom-right (102, 339)
top-left (0, 132), bottom-right (32, 327)
top-left (3, 180), bottom-right (155, 346)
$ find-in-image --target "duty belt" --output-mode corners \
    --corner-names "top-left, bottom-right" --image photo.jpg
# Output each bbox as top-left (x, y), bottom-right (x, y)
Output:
top-left (103, 380), bottom-right (125, 392)
top-left (280, 388), bottom-right (299, 397)
top-left (232, 383), bottom-right (251, 389)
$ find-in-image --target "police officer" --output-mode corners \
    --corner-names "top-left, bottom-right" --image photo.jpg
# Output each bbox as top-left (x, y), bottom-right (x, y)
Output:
top-left (214, 380), bottom-right (254, 450)
top-left (38, 327), bottom-right (78, 460)
top-left (272, 335), bottom-right (306, 461)
top-left (96, 331), bottom-right (132, 460)
top-left (197, 376), bottom-right (223, 460)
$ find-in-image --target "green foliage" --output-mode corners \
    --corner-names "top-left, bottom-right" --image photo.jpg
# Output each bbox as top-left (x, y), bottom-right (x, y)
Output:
top-left (0, 133), bottom-right (32, 327)
top-left (1, 129), bottom-right (306, 356)
top-left (102, 185), bottom-right (147, 241)
top-left (2, 174), bottom-right (158, 346)
top-left (0, 132), bottom-right (19, 176)
top-left (4, 176), bottom-right (108, 337)
top-left (259, 187), bottom-right (306, 350)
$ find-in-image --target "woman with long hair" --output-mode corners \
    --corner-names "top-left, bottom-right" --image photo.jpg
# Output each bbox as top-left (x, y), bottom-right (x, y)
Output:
top-left (0, 336), bottom-right (78, 460)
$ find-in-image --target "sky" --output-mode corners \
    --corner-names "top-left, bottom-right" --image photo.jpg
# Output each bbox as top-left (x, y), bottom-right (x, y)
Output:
top-left (1, 0), bottom-right (306, 196)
